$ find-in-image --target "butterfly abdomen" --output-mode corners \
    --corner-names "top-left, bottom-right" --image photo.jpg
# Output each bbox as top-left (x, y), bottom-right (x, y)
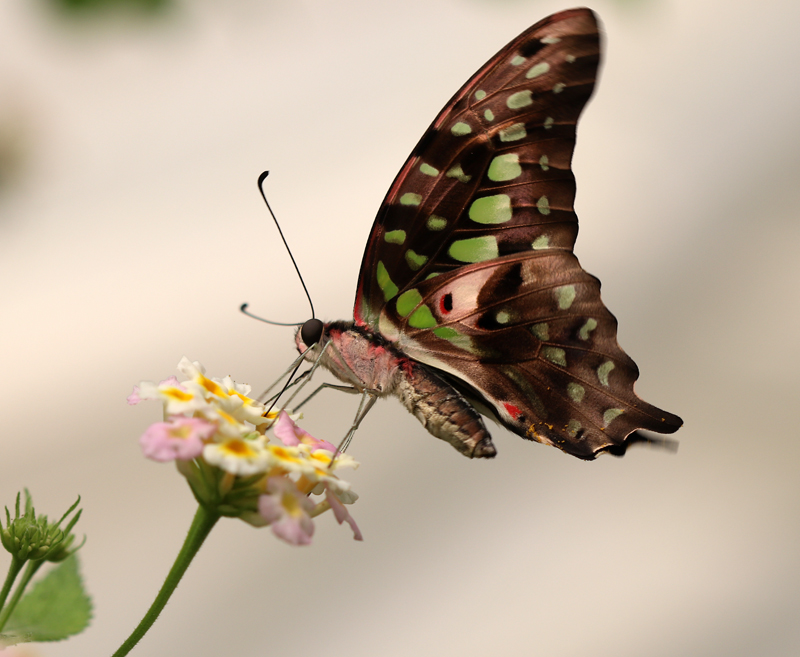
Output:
top-left (395, 359), bottom-right (496, 458)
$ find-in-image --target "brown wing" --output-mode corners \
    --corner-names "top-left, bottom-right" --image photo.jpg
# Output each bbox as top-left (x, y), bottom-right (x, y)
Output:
top-left (380, 252), bottom-right (682, 459)
top-left (354, 8), bottom-right (600, 328)
top-left (350, 8), bottom-right (681, 457)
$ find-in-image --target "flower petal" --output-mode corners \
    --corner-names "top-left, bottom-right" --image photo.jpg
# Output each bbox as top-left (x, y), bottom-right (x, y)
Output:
top-left (139, 417), bottom-right (213, 462)
top-left (258, 477), bottom-right (316, 546)
top-left (326, 486), bottom-right (363, 541)
top-left (273, 411), bottom-right (337, 452)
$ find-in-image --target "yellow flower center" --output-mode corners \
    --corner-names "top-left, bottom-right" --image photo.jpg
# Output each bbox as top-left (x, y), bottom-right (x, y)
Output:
top-left (269, 445), bottom-right (305, 466)
top-left (169, 425), bottom-right (193, 439)
top-left (281, 492), bottom-right (304, 518)
top-left (230, 391), bottom-right (252, 404)
top-left (199, 375), bottom-right (225, 397)
top-left (164, 387), bottom-right (193, 402)
top-left (220, 439), bottom-right (257, 458)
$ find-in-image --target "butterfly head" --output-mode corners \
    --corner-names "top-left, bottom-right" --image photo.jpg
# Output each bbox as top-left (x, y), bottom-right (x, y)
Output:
top-left (300, 318), bottom-right (324, 348)
top-left (295, 318), bottom-right (330, 360)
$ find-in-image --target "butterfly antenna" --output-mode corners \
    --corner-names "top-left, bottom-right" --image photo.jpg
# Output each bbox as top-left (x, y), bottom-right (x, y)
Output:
top-left (239, 303), bottom-right (302, 327)
top-left (257, 171), bottom-right (315, 319)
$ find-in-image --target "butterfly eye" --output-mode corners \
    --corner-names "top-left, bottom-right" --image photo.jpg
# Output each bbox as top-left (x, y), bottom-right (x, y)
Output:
top-left (439, 293), bottom-right (453, 314)
top-left (300, 318), bottom-right (324, 347)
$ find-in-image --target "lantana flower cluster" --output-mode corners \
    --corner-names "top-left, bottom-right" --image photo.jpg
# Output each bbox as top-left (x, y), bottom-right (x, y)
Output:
top-left (128, 357), bottom-right (361, 545)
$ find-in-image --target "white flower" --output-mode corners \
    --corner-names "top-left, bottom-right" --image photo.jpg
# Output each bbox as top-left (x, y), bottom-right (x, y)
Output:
top-left (128, 376), bottom-right (208, 416)
top-left (203, 437), bottom-right (271, 476)
top-left (178, 357), bottom-right (268, 426)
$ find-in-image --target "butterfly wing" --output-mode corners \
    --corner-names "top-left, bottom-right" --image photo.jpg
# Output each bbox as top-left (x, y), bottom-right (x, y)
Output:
top-left (353, 8), bottom-right (682, 458)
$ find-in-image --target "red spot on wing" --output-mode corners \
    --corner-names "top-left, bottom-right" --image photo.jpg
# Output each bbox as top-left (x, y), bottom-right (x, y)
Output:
top-left (503, 402), bottom-right (522, 420)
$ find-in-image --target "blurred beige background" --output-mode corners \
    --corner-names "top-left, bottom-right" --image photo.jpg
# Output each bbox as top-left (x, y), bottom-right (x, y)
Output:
top-left (1, 0), bottom-right (799, 655)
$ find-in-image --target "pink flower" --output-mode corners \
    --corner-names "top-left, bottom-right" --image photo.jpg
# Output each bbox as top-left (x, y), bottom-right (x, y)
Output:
top-left (258, 477), bottom-right (315, 546)
top-left (127, 386), bottom-right (144, 405)
top-left (139, 417), bottom-right (215, 462)
top-left (326, 486), bottom-right (363, 541)
top-left (273, 411), bottom-right (337, 453)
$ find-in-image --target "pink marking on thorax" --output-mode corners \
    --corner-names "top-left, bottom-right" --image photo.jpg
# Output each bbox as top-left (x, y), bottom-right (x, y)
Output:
top-left (325, 326), bottom-right (404, 393)
top-left (398, 357), bottom-right (415, 377)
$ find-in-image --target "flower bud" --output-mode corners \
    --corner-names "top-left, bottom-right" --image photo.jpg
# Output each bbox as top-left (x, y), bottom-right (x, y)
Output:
top-left (0, 491), bottom-right (83, 562)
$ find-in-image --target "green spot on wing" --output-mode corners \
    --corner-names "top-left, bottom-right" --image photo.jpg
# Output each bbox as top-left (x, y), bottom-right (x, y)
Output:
top-left (384, 230), bottom-right (406, 244)
top-left (502, 366), bottom-right (547, 418)
top-left (427, 215), bottom-right (447, 231)
top-left (566, 419), bottom-right (582, 437)
top-left (597, 361), bottom-right (615, 386)
top-left (446, 165), bottom-right (471, 183)
top-left (484, 109), bottom-right (494, 122)
top-left (405, 250), bottom-right (428, 271)
top-left (434, 326), bottom-right (475, 352)
top-left (400, 192), bottom-right (422, 206)
top-left (567, 382), bottom-right (585, 403)
top-left (555, 285), bottom-right (576, 310)
top-left (526, 62), bottom-right (550, 79)
top-left (511, 55), bottom-right (525, 66)
top-left (507, 90), bottom-right (533, 109)
top-left (565, 54), bottom-right (576, 63)
top-left (409, 305), bottom-right (437, 329)
top-left (433, 326), bottom-right (459, 339)
top-left (531, 322), bottom-right (549, 340)
top-left (499, 123), bottom-right (527, 142)
top-left (542, 346), bottom-right (567, 366)
top-left (451, 122), bottom-right (472, 136)
top-left (376, 261), bottom-right (399, 301)
top-left (419, 163), bottom-right (439, 177)
top-left (448, 236), bottom-right (499, 263)
top-left (532, 235), bottom-right (550, 250)
top-left (537, 195), bottom-right (551, 215)
top-left (553, 82), bottom-right (566, 94)
top-left (539, 155), bottom-right (549, 170)
top-left (396, 289), bottom-right (422, 317)
top-left (495, 310), bottom-right (510, 324)
top-left (487, 154), bottom-right (522, 182)
top-left (469, 194), bottom-right (512, 224)
top-left (541, 36), bottom-right (561, 44)
top-left (603, 408), bottom-right (624, 426)
top-left (578, 318), bottom-right (597, 340)
top-left (544, 117), bottom-right (554, 129)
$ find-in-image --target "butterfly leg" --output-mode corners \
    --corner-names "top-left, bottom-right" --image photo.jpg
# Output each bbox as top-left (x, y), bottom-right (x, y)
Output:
top-left (292, 382), bottom-right (360, 413)
top-left (279, 341), bottom-right (333, 409)
top-left (334, 389), bottom-right (378, 456)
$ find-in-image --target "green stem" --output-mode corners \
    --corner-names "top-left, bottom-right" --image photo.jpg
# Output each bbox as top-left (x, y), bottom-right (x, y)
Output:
top-left (0, 556), bottom-right (26, 631)
top-left (0, 560), bottom-right (44, 632)
top-left (111, 504), bottom-right (220, 657)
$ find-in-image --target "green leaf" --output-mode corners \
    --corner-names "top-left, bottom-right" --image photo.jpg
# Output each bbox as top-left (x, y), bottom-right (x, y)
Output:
top-left (2, 555), bottom-right (92, 644)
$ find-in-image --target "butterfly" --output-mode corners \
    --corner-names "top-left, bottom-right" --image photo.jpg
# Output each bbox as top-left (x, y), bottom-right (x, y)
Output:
top-left (293, 8), bottom-right (682, 459)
